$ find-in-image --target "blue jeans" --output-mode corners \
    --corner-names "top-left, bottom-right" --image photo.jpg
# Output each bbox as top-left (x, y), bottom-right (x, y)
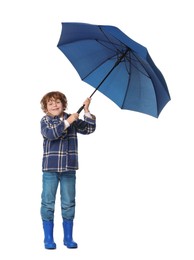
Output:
top-left (41, 171), bottom-right (76, 221)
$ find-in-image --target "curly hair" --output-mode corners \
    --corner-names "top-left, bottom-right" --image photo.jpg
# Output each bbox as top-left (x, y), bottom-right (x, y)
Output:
top-left (40, 91), bottom-right (68, 112)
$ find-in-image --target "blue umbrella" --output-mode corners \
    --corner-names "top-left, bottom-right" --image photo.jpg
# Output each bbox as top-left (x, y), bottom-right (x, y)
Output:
top-left (57, 22), bottom-right (170, 118)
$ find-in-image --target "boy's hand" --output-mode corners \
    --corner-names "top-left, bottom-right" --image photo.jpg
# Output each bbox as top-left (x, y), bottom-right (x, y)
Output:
top-left (67, 113), bottom-right (79, 124)
top-left (83, 98), bottom-right (91, 113)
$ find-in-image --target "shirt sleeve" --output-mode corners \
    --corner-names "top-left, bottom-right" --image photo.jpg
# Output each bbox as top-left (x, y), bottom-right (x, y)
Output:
top-left (84, 112), bottom-right (93, 119)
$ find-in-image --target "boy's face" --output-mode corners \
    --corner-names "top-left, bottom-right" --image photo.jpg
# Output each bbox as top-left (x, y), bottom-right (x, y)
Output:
top-left (46, 98), bottom-right (64, 117)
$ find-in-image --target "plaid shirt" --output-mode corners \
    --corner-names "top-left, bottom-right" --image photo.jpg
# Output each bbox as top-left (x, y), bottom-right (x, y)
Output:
top-left (41, 112), bottom-right (96, 172)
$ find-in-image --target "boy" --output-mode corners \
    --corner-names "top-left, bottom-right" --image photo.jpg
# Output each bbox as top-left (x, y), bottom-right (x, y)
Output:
top-left (40, 91), bottom-right (96, 249)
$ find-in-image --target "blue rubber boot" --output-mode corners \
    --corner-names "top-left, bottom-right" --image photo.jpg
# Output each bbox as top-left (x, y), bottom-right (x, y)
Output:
top-left (43, 220), bottom-right (56, 249)
top-left (63, 220), bottom-right (78, 248)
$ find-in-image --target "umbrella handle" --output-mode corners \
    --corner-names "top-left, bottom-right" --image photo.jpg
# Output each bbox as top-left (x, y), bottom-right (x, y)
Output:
top-left (77, 105), bottom-right (85, 114)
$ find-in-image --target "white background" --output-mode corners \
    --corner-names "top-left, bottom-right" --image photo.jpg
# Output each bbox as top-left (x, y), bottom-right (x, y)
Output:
top-left (0, 1), bottom-right (193, 259)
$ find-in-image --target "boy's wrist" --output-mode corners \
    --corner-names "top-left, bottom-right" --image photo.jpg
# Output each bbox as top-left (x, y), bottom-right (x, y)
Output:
top-left (84, 111), bottom-right (92, 119)
top-left (64, 119), bottom-right (70, 129)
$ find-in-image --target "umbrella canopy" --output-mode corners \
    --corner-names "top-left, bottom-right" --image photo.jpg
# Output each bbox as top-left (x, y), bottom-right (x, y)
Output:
top-left (57, 22), bottom-right (170, 118)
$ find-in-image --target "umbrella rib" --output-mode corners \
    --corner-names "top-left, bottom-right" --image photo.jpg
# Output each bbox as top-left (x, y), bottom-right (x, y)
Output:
top-left (96, 39), bottom-right (122, 54)
top-left (81, 53), bottom-right (116, 81)
top-left (122, 52), bottom-right (160, 114)
top-left (98, 26), bottom-right (128, 59)
top-left (125, 54), bottom-right (150, 78)
top-left (121, 51), bottom-right (150, 109)
top-left (120, 52), bottom-right (132, 109)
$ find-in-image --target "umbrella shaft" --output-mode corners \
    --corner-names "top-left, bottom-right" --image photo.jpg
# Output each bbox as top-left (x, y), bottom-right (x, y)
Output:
top-left (77, 48), bottom-right (129, 113)
top-left (90, 48), bottom-right (130, 98)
